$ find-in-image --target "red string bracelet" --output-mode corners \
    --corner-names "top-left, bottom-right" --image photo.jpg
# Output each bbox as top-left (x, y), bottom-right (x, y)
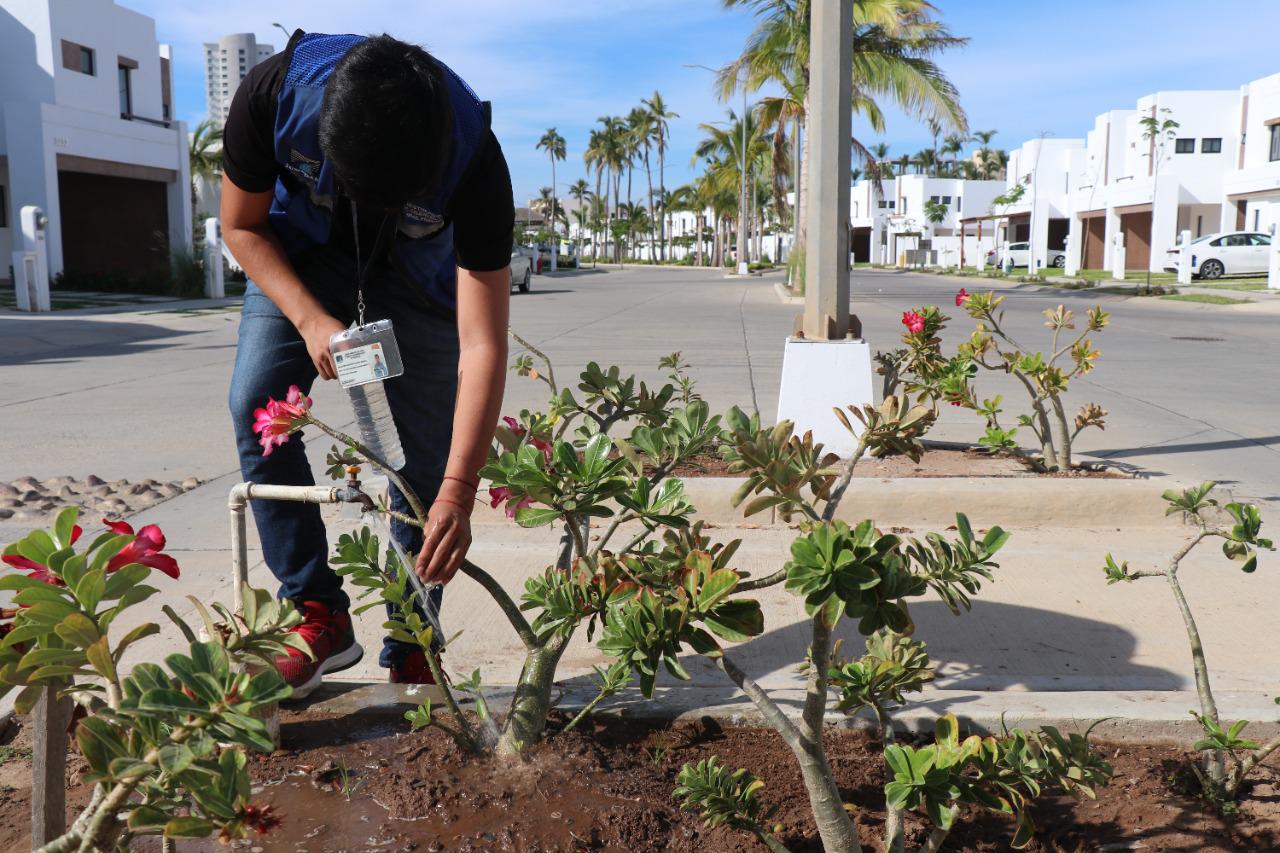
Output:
top-left (433, 497), bottom-right (473, 516)
top-left (443, 474), bottom-right (480, 492)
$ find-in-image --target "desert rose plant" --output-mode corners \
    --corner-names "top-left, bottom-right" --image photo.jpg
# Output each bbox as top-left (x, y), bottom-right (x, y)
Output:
top-left (262, 345), bottom-right (727, 757)
top-left (882, 290), bottom-right (1110, 472)
top-left (607, 407), bottom-right (1112, 851)
top-left (1, 508), bottom-right (302, 852)
top-left (1104, 482), bottom-right (1276, 805)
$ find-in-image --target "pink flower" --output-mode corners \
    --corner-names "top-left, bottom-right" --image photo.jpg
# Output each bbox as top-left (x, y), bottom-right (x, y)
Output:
top-left (2, 524), bottom-right (82, 585)
top-left (901, 311), bottom-right (926, 334)
top-left (955, 288), bottom-right (970, 306)
top-left (102, 519), bottom-right (181, 579)
top-left (253, 385), bottom-right (312, 457)
top-left (488, 487), bottom-right (534, 518)
top-left (500, 415), bottom-right (553, 462)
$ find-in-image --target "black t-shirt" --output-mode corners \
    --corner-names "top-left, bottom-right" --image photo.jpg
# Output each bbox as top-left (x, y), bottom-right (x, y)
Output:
top-left (221, 34), bottom-right (514, 272)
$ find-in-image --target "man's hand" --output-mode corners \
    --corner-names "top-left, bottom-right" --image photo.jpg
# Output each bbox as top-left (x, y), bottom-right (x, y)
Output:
top-left (416, 498), bottom-right (473, 586)
top-left (299, 313), bottom-right (347, 381)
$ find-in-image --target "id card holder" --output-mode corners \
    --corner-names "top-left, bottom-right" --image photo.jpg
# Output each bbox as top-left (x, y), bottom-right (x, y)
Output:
top-left (328, 320), bottom-right (405, 389)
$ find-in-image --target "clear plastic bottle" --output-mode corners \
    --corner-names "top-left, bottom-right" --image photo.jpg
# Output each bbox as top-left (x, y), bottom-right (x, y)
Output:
top-left (347, 381), bottom-right (405, 470)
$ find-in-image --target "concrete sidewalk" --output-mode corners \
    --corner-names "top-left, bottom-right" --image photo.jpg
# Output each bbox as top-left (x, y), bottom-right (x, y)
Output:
top-left (24, 456), bottom-right (1270, 740)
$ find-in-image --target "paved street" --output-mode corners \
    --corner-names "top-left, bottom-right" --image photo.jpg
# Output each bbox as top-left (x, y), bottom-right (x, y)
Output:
top-left (4, 265), bottom-right (1279, 507)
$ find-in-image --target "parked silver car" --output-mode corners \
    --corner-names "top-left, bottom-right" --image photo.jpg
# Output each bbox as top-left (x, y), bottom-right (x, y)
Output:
top-left (509, 248), bottom-right (532, 293)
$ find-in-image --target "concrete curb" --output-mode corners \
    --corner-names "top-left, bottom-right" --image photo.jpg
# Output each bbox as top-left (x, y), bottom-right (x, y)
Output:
top-left (300, 681), bottom-right (1278, 744)
top-left (473, 474), bottom-right (1182, 530)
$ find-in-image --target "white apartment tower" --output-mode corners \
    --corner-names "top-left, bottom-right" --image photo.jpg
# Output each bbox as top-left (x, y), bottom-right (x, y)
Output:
top-left (203, 33), bottom-right (273, 126)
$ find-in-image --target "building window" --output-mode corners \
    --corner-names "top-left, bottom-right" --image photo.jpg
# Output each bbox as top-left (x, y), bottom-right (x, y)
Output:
top-left (941, 196), bottom-right (952, 205)
top-left (956, 197), bottom-right (962, 212)
top-left (929, 195), bottom-right (940, 203)
top-left (61, 40), bottom-right (96, 75)
top-left (1174, 138), bottom-right (1195, 154)
top-left (1200, 138), bottom-right (1222, 154)
top-left (0, 186), bottom-right (6, 228)
top-left (118, 65), bottom-right (132, 116)
top-left (1270, 125), bottom-right (1280, 162)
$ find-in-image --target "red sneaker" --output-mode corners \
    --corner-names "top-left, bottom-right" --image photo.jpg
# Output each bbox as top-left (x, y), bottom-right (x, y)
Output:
top-left (275, 601), bottom-right (363, 700)
top-left (389, 649), bottom-right (442, 685)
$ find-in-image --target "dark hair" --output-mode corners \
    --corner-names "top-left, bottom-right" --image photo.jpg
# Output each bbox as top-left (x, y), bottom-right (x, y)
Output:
top-left (319, 35), bottom-right (453, 208)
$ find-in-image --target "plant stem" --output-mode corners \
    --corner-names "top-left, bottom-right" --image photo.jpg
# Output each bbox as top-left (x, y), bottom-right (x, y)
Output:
top-left (876, 704), bottom-right (905, 853)
top-left (1048, 394), bottom-right (1073, 470)
top-left (562, 685), bottom-right (612, 734)
top-left (1164, 535), bottom-right (1225, 782)
top-left (736, 568), bottom-right (788, 592)
top-left (822, 434), bottom-right (870, 523)
top-left (1228, 733), bottom-right (1280, 797)
top-left (305, 418), bottom-right (427, 523)
top-left (509, 329), bottom-right (557, 393)
top-left (497, 634), bottom-right (570, 757)
top-left (459, 560), bottom-right (538, 650)
top-left (920, 825), bottom-right (951, 853)
top-left (756, 827), bottom-right (792, 853)
top-left (715, 651), bottom-right (862, 853)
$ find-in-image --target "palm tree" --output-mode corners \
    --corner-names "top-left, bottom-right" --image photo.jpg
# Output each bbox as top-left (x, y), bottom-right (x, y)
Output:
top-left (567, 178), bottom-right (592, 258)
top-left (627, 105), bottom-right (659, 260)
top-left (643, 91), bottom-right (679, 260)
top-left (534, 186), bottom-right (565, 233)
top-left (718, 0), bottom-right (968, 291)
top-left (911, 149), bottom-right (938, 176)
top-left (694, 109), bottom-right (769, 268)
top-left (189, 118), bottom-right (223, 220)
top-left (583, 130), bottom-right (606, 265)
top-left (940, 133), bottom-right (966, 176)
top-left (536, 128), bottom-right (567, 270)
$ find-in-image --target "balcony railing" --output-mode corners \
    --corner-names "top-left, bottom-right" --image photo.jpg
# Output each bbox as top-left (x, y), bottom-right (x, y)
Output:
top-left (121, 112), bottom-right (171, 129)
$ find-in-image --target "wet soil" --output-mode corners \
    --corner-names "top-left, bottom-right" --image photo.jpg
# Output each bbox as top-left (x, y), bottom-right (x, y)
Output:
top-left (662, 446), bottom-right (1126, 480)
top-left (2, 710), bottom-right (1277, 851)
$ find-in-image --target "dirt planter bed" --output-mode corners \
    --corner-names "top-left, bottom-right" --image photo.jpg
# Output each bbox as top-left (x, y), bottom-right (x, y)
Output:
top-left (2, 710), bottom-right (1277, 852)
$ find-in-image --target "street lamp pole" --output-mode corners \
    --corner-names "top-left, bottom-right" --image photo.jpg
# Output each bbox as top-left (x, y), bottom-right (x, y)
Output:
top-left (738, 85), bottom-right (750, 275)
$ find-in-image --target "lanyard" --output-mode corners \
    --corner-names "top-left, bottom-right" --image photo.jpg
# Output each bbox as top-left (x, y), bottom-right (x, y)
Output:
top-left (349, 200), bottom-right (398, 329)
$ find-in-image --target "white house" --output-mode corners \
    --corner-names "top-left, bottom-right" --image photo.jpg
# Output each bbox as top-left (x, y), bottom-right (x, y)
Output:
top-left (851, 174), bottom-right (1004, 266)
top-left (1221, 72), bottom-right (1280, 236)
top-left (985, 137), bottom-right (1086, 271)
top-left (1067, 89), bottom-right (1239, 272)
top-left (0, 0), bottom-right (191, 282)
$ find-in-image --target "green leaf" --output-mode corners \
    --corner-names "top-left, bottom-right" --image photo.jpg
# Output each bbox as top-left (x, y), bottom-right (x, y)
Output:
top-left (85, 636), bottom-right (117, 683)
top-left (54, 612), bottom-right (101, 648)
top-left (52, 507), bottom-right (80, 548)
top-left (514, 507), bottom-right (562, 528)
top-left (114, 622), bottom-right (161, 659)
top-left (163, 817), bottom-right (216, 839)
top-left (158, 743), bottom-right (195, 774)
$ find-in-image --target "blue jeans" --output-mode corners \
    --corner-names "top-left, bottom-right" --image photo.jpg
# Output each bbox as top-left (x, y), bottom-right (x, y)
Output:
top-left (228, 248), bottom-right (459, 667)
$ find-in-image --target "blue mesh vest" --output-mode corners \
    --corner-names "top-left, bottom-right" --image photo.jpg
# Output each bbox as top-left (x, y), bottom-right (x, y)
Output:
top-left (267, 32), bottom-right (490, 312)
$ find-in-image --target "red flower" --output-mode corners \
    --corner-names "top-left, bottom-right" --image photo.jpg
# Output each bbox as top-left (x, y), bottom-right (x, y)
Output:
top-left (3, 524), bottom-right (82, 584)
top-left (502, 415), bottom-right (525, 436)
top-left (955, 288), bottom-right (970, 306)
top-left (252, 385), bottom-right (312, 457)
top-left (488, 486), bottom-right (534, 518)
top-left (102, 519), bottom-right (181, 579)
top-left (220, 804), bottom-right (282, 841)
top-left (901, 311), bottom-right (926, 334)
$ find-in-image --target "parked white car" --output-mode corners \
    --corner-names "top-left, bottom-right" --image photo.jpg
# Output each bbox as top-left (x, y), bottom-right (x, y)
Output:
top-left (985, 242), bottom-right (1066, 269)
top-left (509, 248), bottom-right (532, 293)
top-left (1163, 231), bottom-right (1272, 279)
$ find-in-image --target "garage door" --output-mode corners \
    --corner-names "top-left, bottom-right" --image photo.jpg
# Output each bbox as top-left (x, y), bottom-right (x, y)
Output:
top-left (58, 171), bottom-right (170, 279)
top-left (1120, 210), bottom-right (1152, 271)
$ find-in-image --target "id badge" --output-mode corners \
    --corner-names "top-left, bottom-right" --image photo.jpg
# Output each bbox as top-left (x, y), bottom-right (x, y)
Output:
top-left (328, 320), bottom-right (405, 389)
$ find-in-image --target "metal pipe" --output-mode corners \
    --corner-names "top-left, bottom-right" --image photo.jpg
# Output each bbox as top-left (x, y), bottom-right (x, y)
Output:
top-left (228, 483), bottom-right (341, 609)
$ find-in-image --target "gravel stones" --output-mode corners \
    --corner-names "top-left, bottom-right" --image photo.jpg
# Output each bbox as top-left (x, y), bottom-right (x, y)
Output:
top-left (0, 474), bottom-right (204, 525)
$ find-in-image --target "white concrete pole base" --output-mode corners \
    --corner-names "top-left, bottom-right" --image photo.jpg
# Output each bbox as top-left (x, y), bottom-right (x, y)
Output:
top-left (1112, 245), bottom-right (1126, 281)
top-left (1176, 230), bottom-right (1192, 285)
top-left (1269, 228), bottom-right (1280, 290)
top-left (776, 337), bottom-right (874, 457)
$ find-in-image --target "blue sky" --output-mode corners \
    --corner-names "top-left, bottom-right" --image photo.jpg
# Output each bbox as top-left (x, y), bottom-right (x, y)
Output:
top-left (130, 0), bottom-right (1280, 204)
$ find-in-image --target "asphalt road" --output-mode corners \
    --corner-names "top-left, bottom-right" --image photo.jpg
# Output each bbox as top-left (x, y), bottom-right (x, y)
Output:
top-left (2, 264), bottom-right (1278, 509)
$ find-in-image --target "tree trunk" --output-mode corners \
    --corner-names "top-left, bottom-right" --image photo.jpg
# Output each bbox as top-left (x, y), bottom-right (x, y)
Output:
top-left (658, 140), bottom-right (667, 261)
top-left (795, 99), bottom-right (811, 293)
top-left (644, 149), bottom-right (656, 262)
top-left (696, 214), bottom-right (704, 267)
